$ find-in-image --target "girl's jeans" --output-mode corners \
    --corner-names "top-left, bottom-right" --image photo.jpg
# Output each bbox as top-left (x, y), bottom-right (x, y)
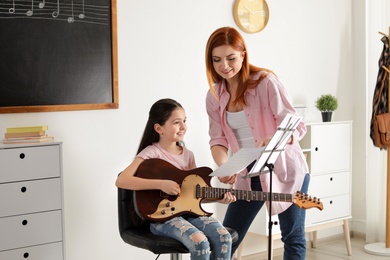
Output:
top-left (150, 215), bottom-right (232, 260)
top-left (223, 173), bottom-right (310, 260)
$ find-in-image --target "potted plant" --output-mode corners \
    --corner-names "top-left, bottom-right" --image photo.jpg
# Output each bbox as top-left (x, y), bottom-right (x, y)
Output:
top-left (315, 94), bottom-right (338, 122)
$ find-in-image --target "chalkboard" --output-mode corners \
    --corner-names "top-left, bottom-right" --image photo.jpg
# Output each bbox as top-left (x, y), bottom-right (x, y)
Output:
top-left (0, 0), bottom-right (118, 113)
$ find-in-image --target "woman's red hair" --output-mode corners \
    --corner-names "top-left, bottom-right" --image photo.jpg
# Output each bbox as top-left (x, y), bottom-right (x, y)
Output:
top-left (205, 27), bottom-right (273, 106)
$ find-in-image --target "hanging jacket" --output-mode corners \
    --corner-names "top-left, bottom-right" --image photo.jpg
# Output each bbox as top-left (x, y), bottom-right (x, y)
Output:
top-left (370, 36), bottom-right (390, 146)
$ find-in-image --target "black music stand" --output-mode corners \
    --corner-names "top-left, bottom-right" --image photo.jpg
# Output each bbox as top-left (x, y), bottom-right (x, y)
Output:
top-left (246, 114), bottom-right (301, 260)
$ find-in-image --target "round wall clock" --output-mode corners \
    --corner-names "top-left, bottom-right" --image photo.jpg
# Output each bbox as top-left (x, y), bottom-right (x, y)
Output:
top-left (233, 0), bottom-right (269, 34)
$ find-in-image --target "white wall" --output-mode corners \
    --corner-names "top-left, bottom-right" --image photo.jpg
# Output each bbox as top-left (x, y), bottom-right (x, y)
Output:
top-left (0, 1), bottom-right (357, 259)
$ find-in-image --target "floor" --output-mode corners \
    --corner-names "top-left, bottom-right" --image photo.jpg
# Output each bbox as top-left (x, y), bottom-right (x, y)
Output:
top-left (237, 235), bottom-right (390, 260)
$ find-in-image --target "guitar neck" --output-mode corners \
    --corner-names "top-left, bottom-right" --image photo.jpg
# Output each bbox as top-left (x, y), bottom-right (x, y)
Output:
top-left (201, 187), bottom-right (294, 202)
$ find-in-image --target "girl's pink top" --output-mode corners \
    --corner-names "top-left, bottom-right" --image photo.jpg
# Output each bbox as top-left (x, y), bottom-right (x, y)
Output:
top-left (137, 143), bottom-right (196, 170)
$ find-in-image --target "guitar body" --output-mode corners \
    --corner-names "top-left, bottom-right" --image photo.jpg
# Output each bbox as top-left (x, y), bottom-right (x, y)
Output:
top-left (134, 158), bottom-right (214, 222)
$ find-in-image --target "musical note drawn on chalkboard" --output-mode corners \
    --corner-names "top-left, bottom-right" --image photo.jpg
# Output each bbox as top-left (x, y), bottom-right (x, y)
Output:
top-left (39, 0), bottom-right (45, 8)
top-left (52, 0), bottom-right (59, 17)
top-left (67, 0), bottom-right (74, 23)
top-left (8, 0), bottom-right (15, 13)
top-left (78, 0), bottom-right (84, 19)
top-left (26, 0), bottom-right (33, 16)
top-left (0, 0), bottom-right (110, 26)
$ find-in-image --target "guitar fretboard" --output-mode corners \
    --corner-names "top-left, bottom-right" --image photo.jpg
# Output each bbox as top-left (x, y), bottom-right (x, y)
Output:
top-left (200, 186), bottom-right (294, 202)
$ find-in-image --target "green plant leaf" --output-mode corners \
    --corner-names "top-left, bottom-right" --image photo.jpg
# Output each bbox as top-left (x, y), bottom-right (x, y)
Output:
top-left (315, 94), bottom-right (338, 112)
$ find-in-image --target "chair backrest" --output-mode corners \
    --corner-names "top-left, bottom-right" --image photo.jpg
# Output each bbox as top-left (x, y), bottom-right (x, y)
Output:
top-left (118, 186), bottom-right (147, 233)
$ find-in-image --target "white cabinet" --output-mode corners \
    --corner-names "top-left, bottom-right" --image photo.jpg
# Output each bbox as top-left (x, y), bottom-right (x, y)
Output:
top-left (0, 142), bottom-right (65, 260)
top-left (303, 122), bottom-right (351, 174)
top-left (236, 121), bottom-right (352, 259)
top-left (300, 121), bottom-right (352, 255)
top-left (301, 122), bottom-right (352, 225)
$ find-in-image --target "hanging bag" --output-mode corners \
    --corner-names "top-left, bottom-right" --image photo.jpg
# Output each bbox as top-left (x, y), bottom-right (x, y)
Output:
top-left (374, 113), bottom-right (390, 147)
top-left (373, 75), bottom-right (390, 148)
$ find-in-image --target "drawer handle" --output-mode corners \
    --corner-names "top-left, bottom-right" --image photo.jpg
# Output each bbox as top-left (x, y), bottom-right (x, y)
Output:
top-left (330, 177), bottom-right (333, 181)
top-left (22, 220), bottom-right (28, 226)
top-left (330, 200), bottom-right (333, 205)
top-left (315, 147), bottom-right (318, 151)
top-left (21, 186), bottom-right (27, 193)
top-left (23, 252), bottom-right (29, 258)
top-left (19, 153), bottom-right (25, 159)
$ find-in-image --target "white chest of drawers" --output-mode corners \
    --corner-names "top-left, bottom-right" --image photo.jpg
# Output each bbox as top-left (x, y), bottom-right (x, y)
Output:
top-left (0, 142), bottom-right (65, 260)
top-left (301, 121), bottom-right (352, 227)
top-left (300, 121), bottom-right (352, 255)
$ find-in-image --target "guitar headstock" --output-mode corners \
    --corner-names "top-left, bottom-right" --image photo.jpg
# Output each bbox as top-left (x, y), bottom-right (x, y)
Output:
top-left (293, 191), bottom-right (323, 211)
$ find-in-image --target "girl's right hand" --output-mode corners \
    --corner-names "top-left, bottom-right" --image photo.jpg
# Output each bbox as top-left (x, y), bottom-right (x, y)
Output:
top-left (160, 180), bottom-right (181, 195)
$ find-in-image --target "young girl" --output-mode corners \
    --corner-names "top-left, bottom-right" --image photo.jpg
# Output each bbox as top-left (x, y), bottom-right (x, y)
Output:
top-left (116, 98), bottom-right (235, 260)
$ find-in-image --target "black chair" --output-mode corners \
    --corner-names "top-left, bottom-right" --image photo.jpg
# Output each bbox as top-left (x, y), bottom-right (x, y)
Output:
top-left (118, 187), bottom-right (238, 260)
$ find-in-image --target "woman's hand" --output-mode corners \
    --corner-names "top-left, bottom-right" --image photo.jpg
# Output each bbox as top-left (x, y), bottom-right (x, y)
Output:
top-left (218, 192), bottom-right (236, 204)
top-left (258, 137), bottom-right (271, 147)
top-left (258, 136), bottom-right (293, 147)
top-left (160, 180), bottom-right (181, 195)
top-left (218, 174), bottom-right (238, 185)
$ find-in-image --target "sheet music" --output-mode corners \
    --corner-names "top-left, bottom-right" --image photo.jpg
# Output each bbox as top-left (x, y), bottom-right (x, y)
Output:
top-left (209, 113), bottom-right (301, 177)
top-left (209, 147), bottom-right (265, 177)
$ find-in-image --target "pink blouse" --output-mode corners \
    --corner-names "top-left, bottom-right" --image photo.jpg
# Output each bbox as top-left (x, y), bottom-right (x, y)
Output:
top-left (206, 72), bottom-right (309, 214)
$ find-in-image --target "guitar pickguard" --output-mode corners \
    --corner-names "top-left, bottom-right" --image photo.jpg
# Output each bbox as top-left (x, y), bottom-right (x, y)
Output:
top-left (147, 174), bottom-right (212, 220)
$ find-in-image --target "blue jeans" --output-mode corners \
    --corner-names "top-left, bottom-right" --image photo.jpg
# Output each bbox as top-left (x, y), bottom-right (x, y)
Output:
top-left (223, 173), bottom-right (310, 260)
top-left (150, 215), bottom-right (232, 260)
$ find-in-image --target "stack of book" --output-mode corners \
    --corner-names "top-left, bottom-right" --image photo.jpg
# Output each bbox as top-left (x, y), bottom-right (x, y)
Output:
top-left (2, 125), bottom-right (54, 144)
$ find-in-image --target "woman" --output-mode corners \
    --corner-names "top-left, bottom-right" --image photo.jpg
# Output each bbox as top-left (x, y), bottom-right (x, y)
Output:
top-left (204, 27), bottom-right (310, 259)
top-left (116, 98), bottom-right (235, 260)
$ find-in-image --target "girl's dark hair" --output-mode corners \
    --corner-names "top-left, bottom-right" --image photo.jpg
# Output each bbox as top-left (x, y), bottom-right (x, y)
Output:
top-left (137, 98), bottom-right (183, 154)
